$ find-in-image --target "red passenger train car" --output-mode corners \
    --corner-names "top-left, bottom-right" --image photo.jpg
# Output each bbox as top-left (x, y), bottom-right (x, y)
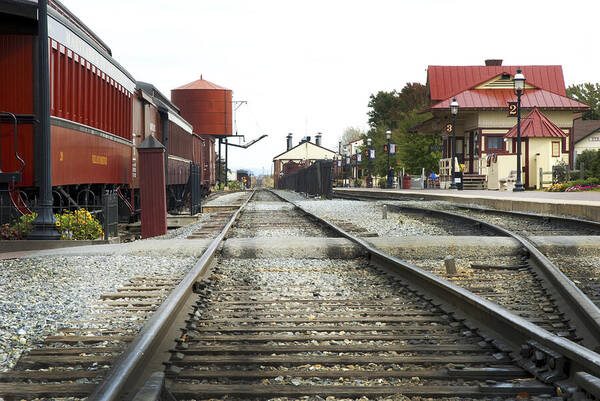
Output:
top-left (0, 0), bottom-right (218, 220)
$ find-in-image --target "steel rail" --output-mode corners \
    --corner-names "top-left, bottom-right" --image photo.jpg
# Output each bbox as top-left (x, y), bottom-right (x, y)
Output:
top-left (334, 190), bottom-right (600, 231)
top-left (332, 191), bottom-right (600, 348)
top-left (87, 191), bottom-right (255, 401)
top-left (269, 189), bottom-right (600, 393)
top-left (386, 204), bottom-right (600, 351)
top-left (452, 203), bottom-right (600, 232)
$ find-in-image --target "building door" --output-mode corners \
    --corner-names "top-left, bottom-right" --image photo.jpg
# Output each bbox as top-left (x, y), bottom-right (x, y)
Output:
top-left (468, 132), bottom-right (474, 173)
top-left (456, 138), bottom-right (464, 164)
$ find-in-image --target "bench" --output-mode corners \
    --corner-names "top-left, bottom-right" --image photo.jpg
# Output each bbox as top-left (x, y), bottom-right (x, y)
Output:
top-left (499, 170), bottom-right (517, 191)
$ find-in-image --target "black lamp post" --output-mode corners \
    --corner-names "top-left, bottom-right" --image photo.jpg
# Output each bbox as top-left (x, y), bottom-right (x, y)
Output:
top-left (367, 137), bottom-right (372, 188)
top-left (513, 69), bottom-right (526, 192)
top-left (355, 146), bottom-right (359, 185)
top-left (29, 0), bottom-right (60, 239)
top-left (386, 130), bottom-right (391, 188)
top-left (343, 145), bottom-right (349, 187)
top-left (449, 98), bottom-right (459, 189)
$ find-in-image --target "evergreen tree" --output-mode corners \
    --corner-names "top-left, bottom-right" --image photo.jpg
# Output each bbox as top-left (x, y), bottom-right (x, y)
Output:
top-left (567, 83), bottom-right (600, 120)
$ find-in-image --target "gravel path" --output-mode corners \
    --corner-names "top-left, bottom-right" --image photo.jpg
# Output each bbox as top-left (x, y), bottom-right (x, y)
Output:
top-left (294, 199), bottom-right (450, 237)
top-left (203, 190), bottom-right (250, 206)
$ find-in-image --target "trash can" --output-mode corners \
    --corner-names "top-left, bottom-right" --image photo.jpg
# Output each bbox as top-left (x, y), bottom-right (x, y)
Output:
top-left (402, 173), bottom-right (411, 189)
top-left (453, 171), bottom-right (463, 190)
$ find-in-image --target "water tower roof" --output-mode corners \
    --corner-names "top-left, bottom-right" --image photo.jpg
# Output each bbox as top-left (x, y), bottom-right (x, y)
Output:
top-left (173, 75), bottom-right (229, 90)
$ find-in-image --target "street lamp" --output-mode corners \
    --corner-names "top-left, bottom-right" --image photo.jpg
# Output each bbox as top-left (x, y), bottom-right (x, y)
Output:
top-left (367, 137), bottom-right (373, 188)
top-left (355, 145), bottom-right (359, 185)
top-left (386, 130), bottom-right (392, 188)
top-left (449, 98), bottom-right (459, 189)
top-left (513, 69), bottom-right (526, 192)
top-left (343, 146), bottom-right (349, 187)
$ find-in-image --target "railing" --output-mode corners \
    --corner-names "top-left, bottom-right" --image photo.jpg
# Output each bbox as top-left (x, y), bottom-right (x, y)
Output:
top-left (278, 160), bottom-right (333, 199)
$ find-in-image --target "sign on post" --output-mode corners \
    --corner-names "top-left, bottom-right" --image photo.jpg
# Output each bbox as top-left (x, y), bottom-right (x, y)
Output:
top-left (507, 101), bottom-right (518, 117)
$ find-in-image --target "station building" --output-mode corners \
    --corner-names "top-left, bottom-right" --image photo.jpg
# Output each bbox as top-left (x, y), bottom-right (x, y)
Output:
top-left (272, 133), bottom-right (339, 188)
top-left (415, 60), bottom-right (589, 189)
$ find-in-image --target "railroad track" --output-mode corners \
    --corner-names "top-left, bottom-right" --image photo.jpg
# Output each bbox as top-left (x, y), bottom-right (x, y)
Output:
top-left (2, 189), bottom-right (600, 400)
top-left (450, 206), bottom-right (600, 311)
top-left (332, 191), bottom-right (600, 350)
top-left (0, 191), bottom-right (252, 400)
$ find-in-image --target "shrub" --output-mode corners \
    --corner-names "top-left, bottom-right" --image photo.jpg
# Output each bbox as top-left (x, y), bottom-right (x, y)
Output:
top-left (11, 212), bottom-right (38, 239)
top-left (545, 182), bottom-right (570, 192)
top-left (571, 177), bottom-right (600, 187)
top-left (544, 177), bottom-right (600, 192)
top-left (552, 160), bottom-right (570, 183)
top-left (566, 184), bottom-right (600, 192)
top-left (54, 209), bottom-right (103, 240)
top-left (0, 223), bottom-right (21, 240)
top-left (575, 149), bottom-right (600, 179)
top-left (227, 180), bottom-right (242, 191)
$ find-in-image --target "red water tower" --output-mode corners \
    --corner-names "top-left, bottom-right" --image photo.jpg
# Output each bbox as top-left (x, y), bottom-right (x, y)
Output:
top-left (171, 76), bottom-right (232, 136)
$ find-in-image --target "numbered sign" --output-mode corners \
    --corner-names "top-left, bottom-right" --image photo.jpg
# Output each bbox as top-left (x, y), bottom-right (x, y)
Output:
top-left (337, 159), bottom-right (341, 167)
top-left (346, 156), bottom-right (350, 164)
top-left (369, 149), bottom-right (375, 160)
top-left (507, 101), bottom-right (518, 117)
top-left (383, 144), bottom-right (389, 153)
top-left (445, 123), bottom-right (453, 133)
top-left (357, 154), bottom-right (362, 162)
top-left (389, 143), bottom-right (396, 155)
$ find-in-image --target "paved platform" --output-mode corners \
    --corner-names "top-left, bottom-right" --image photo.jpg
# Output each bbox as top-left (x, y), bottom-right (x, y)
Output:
top-left (334, 187), bottom-right (600, 222)
top-left (16, 239), bottom-right (212, 258)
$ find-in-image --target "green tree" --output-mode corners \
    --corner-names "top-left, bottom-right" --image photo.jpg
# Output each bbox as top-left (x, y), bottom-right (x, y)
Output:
top-left (396, 111), bottom-right (441, 175)
top-left (575, 149), bottom-right (600, 178)
top-left (567, 83), bottom-right (600, 120)
top-left (363, 83), bottom-right (439, 175)
top-left (339, 126), bottom-right (364, 147)
top-left (367, 83), bottom-right (429, 129)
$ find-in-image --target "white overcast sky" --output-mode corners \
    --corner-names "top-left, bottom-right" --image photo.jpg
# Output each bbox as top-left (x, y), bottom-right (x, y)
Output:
top-left (65, 0), bottom-right (600, 175)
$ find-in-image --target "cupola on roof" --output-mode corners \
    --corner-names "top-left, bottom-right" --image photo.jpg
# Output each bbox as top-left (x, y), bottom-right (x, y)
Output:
top-left (504, 107), bottom-right (568, 138)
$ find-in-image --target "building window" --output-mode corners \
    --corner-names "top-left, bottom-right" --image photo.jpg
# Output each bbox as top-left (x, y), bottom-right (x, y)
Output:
top-left (552, 141), bottom-right (560, 157)
top-left (486, 136), bottom-right (504, 151)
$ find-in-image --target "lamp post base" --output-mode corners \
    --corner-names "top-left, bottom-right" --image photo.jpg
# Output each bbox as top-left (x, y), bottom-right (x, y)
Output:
top-left (28, 220), bottom-right (60, 240)
top-left (513, 182), bottom-right (525, 192)
top-left (449, 182), bottom-right (457, 189)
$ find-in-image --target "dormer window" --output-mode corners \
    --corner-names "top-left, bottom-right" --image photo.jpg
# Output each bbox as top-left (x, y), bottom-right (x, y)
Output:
top-left (501, 73), bottom-right (511, 80)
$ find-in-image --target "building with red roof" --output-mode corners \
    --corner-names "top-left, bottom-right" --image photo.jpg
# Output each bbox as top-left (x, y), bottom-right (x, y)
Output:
top-left (573, 118), bottom-right (600, 164)
top-left (416, 59), bottom-right (589, 189)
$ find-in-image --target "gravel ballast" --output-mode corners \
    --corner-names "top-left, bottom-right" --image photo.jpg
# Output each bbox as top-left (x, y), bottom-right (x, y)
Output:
top-left (0, 254), bottom-right (196, 372)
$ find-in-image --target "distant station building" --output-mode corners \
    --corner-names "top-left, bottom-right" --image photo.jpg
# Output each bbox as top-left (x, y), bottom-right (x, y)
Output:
top-left (345, 138), bottom-right (367, 186)
top-left (273, 133), bottom-right (339, 188)
top-left (414, 60), bottom-right (589, 189)
top-left (573, 119), bottom-right (600, 164)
